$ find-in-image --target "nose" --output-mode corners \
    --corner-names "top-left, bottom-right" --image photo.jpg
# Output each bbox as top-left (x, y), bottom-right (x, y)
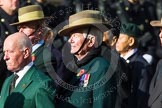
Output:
top-left (3, 52), bottom-right (9, 61)
top-left (68, 35), bottom-right (73, 43)
top-left (159, 30), bottom-right (162, 38)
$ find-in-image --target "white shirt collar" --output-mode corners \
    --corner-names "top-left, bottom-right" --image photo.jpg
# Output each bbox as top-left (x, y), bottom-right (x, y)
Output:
top-left (15, 62), bottom-right (34, 87)
top-left (121, 48), bottom-right (138, 60)
top-left (32, 40), bottom-right (44, 53)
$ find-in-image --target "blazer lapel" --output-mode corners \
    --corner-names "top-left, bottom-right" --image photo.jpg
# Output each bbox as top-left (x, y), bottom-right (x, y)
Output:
top-left (3, 76), bottom-right (13, 98)
top-left (13, 66), bottom-right (36, 93)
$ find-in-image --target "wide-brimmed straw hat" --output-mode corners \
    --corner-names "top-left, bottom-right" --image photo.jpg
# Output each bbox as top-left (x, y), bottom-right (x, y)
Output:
top-left (150, 18), bottom-right (162, 27)
top-left (10, 5), bottom-right (46, 25)
top-left (58, 10), bottom-right (106, 36)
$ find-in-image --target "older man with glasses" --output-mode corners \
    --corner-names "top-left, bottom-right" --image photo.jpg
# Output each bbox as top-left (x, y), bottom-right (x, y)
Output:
top-left (10, 5), bottom-right (65, 84)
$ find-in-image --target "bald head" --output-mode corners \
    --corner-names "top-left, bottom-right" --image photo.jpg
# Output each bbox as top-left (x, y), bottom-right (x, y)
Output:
top-left (3, 32), bottom-right (32, 72)
top-left (4, 32), bottom-right (32, 52)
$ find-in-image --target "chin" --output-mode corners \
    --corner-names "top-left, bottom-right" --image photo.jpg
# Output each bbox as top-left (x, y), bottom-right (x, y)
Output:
top-left (7, 68), bottom-right (14, 72)
top-left (70, 51), bottom-right (75, 54)
top-left (70, 49), bottom-right (77, 54)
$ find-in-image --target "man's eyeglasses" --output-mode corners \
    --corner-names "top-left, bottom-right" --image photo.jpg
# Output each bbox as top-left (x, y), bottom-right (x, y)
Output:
top-left (17, 25), bottom-right (41, 36)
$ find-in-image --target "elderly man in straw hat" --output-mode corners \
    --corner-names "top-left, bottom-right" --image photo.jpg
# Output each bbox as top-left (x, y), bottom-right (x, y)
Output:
top-left (55, 10), bottom-right (117, 108)
top-left (148, 18), bottom-right (162, 108)
top-left (10, 5), bottom-right (66, 82)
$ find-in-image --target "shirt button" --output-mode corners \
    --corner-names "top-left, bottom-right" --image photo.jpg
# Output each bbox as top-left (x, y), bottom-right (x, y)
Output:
top-left (1, 18), bottom-right (5, 22)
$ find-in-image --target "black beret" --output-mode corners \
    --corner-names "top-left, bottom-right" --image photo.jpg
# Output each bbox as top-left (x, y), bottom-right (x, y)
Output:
top-left (120, 23), bottom-right (142, 38)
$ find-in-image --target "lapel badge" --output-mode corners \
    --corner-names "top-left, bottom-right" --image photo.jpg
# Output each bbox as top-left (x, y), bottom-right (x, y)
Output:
top-left (77, 69), bottom-right (85, 77)
top-left (32, 54), bottom-right (36, 61)
top-left (22, 84), bottom-right (26, 88)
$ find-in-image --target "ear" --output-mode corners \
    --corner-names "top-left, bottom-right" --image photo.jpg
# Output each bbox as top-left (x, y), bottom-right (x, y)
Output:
top-left (110, 36), bottom-right (118, 47)
top-left (88, 36), bottom-right (95, 47)
top-left (128, 37), bottom-right (135, 46)
top-left (23, 48), bottom-right (30, 59)
top-left (37, 30), bottom-right (42, 36)
top-left (103, 31), bottom-right (108, 42)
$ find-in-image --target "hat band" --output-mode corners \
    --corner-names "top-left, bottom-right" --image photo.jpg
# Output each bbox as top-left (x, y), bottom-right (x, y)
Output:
top-left (18, 11), bottom-right (44, 22)
top-left (69, 18), bottom-right (102, 26)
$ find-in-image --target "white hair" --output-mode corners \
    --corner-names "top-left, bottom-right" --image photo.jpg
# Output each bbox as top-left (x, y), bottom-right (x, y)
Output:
top-left (82, 26), bottom-right (103, 48)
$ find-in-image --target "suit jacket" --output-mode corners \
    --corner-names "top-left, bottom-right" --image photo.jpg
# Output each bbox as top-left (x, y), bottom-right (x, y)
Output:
top-left (0, 65), bottom-right (56, 108)
top-left (148, 59), bottom-right (162, 108)
top-left (100, 43), bottom-right (131, 108)
top-left (127, 51), bottom-right (153, 108)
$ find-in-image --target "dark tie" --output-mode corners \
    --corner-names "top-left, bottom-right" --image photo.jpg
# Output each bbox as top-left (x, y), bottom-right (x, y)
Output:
top-left (10, 74), bottom-right (19, 93)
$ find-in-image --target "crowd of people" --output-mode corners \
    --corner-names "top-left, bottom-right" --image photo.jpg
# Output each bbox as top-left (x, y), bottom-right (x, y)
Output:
top-left (0, 0), bottom-right (162, 108)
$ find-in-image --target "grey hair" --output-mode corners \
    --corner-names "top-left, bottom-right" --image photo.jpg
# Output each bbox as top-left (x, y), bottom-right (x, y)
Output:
top-left (82, 26), bottom-right (103, 48)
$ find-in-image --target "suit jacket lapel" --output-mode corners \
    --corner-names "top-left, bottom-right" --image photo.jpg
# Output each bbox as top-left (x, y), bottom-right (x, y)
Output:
top-left (148, 61), bottom-right (162, 106)
top-left (13, 66), bottom-right (36, 93)
top-left (148, 71), bottom-right (162, 106)
top-left (149, 66), bottom-right (158, 95)
top-left (127, 51), bottom-right (139, 62)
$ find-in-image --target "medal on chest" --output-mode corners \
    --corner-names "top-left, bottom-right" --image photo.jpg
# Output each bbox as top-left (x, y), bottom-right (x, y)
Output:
top-left (77, 69), bottom-right (90, 87)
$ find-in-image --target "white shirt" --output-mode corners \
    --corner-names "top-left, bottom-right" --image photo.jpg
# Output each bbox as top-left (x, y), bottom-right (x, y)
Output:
top-left (32, 40), bottom-right (44, 53)
top-left (142, 53), bottom-right (153, 64)
top-left (15, 62), bottom-right (34, 87)
top-left (120, 48), bottom-right (138, 63)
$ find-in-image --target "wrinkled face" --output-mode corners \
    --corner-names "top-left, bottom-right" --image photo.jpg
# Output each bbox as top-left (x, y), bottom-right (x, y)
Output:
top-left (68, 30), bottom-right (85, 54)
top-left (0, 0), bottom-right (19, 12)
top-left (116, 33), bottom-right (131, 54)
top-left (3, 39), bottom-right (24, 72)
top-left (159, 28), bottom-right (162, 46)
top-left (18, 22), bottom-right (41, 45)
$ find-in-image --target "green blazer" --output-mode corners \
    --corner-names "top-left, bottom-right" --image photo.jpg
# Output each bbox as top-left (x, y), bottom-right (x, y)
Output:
top-left (0, 65), bottom-right (56, 108)
top-left (56, 57), bottom-right (117, 108)
top-left (33, 44), bottom-right (57, 80)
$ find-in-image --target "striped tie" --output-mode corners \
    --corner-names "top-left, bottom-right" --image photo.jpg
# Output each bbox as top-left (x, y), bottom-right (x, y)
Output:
top-left (10, 74), bottom-right (19, 94)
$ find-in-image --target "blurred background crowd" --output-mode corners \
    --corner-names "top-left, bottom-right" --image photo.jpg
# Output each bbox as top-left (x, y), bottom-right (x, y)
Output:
top-left (19, 0), bottom-right (162, 59)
